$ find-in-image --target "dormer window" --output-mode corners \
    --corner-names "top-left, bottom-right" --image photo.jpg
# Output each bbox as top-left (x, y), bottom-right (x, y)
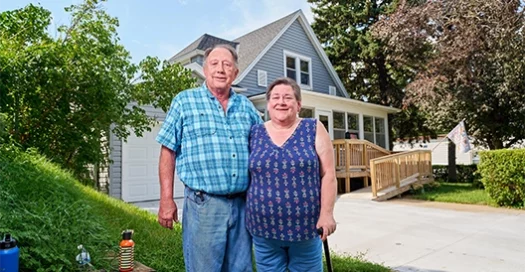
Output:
top-left (190, 55), bottom-right (204, 66)
top-left (283, 50), bottom-right (312, 89)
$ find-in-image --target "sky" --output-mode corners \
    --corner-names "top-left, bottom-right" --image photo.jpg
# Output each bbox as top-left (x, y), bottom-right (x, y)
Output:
top-left (0, 0), bottom-right (315, 64)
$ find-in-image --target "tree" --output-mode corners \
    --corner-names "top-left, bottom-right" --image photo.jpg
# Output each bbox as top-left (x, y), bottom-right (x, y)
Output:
top-left (0, 0), bottom-right (196, 183)
top-left (373, 0), bottom-right (525, 149)
top-left (308, 0), bottom-right (436, 147)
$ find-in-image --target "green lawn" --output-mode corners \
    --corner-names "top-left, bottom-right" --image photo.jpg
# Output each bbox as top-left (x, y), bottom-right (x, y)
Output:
top-left (407, 181), bottom-right (498, 206)
top-left (0, 145), bottom-right (390, 272)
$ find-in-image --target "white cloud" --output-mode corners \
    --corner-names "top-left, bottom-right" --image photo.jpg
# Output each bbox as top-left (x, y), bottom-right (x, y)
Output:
top-left (215, 0), bottom-right (315, 40)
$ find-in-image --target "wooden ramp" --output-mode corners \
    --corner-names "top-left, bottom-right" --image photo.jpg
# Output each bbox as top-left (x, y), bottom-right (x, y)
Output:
top-left (332, 140), bottom-right (433, 201)
top-left (370, 150), bottom-right (433, 201)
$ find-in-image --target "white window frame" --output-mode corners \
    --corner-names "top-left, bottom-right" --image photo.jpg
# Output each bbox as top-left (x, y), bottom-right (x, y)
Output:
top-left (283, 50), bottom-right (313, 90)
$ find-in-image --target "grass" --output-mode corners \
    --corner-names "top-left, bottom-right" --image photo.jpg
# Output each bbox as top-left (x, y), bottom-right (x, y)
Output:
top-left (406, 181), bottom-right (498, 206)
top-left (0, 145), bottom-right (390, 272)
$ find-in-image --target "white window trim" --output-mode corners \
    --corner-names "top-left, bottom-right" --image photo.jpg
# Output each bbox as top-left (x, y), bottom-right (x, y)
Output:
top-left (283, 50), bottom-right (313, 90)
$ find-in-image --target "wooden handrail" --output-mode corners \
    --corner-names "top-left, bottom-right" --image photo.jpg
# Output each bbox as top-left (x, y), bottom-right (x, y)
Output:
top-left (369, 150), bottom-right (432, 197)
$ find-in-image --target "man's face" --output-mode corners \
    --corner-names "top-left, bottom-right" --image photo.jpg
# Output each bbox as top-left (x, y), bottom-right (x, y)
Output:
top-left (203, 48), bottom-right (239, 92)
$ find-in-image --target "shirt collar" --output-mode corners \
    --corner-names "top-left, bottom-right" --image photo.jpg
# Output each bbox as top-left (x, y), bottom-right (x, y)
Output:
top-left (201, 81), bottom-right (238, 101)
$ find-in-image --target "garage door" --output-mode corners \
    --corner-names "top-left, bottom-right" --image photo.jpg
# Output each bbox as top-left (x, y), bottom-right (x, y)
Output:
top-left (122, 122), bottom-right (185, 202)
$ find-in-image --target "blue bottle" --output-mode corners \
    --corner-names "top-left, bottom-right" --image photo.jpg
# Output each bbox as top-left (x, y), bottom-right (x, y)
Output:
top-left (0, 233), bottom-right (19, 272)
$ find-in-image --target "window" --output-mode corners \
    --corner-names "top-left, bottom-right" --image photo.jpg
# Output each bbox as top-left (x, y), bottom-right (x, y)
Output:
top-left (347, 113), bottom-right (359, 139)
top-left (299, 108), bottom-right (313, 118)
top-left (375, 117), bottom-right (386, 148)
top-left (333, 111), bottom-right (345, 139)
top-left (364, 116), bottom-right (374, 143)
top-left (332, 112), bottom-right (360, 139)
top-left (257, 70), bottom-right (267, 87)
top-left (190, 55), bottom-right (203, 66)
top-left (363, 115), bottom-right (387, 148)
top-left (284, 50), bottom-right (312, 88)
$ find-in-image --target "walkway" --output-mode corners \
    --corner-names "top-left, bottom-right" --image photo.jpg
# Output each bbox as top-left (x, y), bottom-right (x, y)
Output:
top-left (331, 195), bottom-right (525, 272)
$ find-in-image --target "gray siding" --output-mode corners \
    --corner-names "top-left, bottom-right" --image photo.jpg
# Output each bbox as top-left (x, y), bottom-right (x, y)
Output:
top-left (108, 104), bottom-right (168, 200)
top-left (240, 20), bottom-right (345, 97)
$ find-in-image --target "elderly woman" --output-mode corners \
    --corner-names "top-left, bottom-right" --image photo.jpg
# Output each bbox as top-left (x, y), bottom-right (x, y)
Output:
top-left (246, 77), bottom-right (337, 272)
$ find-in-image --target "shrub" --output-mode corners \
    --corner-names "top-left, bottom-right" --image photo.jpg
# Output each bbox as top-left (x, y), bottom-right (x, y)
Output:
top-left (477, 149), bottom-right (525, 207)
top-left (432, 164), bottom-right (482, 187)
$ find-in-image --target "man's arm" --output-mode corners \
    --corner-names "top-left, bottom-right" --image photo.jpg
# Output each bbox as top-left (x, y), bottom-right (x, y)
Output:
top-left (314, 119), bottom-right (337, 241)
top-left (158, 145), bottom-right (178, 229)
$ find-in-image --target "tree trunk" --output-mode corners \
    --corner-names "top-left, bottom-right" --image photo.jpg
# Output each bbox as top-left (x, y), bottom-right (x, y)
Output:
top-left (448, 138), bottom-right (457, 182)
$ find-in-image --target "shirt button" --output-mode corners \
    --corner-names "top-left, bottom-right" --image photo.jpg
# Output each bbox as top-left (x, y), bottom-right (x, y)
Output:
top-left (229, 136), bottom-right (233, 140)
top-left (232, 154), bottom-right (236, 158)
top-left (232, 174), bottom-right (236, 177)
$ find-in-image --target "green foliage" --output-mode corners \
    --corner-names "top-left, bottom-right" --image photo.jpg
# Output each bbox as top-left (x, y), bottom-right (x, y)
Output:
top-left (0, 1), bottom-right (196, 182)
top-left (432, 164), bottom-right (482, 187)
top-left (0, 144), bottom-right (185, 271)
top-left (0, 145), bottom-right (115, 271)
top-left (408, 182), bottom-right (496, 206)
top-left (330, 251), bottom-right (391, 272)
top-left (308, 0), bottom-right (435, 146)
top-left (0, 113), bottom-right (8, 143)
top-left (373, 0), bottom-right (525, 150)
top-left (478, 149), bottom-right (525, 207)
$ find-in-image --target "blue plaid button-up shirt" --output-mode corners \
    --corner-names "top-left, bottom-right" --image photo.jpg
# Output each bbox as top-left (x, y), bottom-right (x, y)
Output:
top-left (156, 84), bottom-right (263, 194)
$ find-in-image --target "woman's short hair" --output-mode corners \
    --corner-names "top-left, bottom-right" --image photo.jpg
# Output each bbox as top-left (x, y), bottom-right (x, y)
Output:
top-left (266, 77), bottom-right (302, 102)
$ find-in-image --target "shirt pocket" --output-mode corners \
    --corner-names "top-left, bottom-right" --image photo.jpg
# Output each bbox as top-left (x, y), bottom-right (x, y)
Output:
top-left (184, 112), bottom-right (218, 137)
top-left (230, 112), bottom-right (253, 137)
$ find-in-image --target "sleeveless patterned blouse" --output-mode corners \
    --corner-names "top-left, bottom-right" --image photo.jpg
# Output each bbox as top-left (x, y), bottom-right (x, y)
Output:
top-left (246, 118), bottom-right (321, 242)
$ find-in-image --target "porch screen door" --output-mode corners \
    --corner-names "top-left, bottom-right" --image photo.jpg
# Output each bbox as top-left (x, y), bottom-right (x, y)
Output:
top-left (315, 109), bottom-right (333, 140)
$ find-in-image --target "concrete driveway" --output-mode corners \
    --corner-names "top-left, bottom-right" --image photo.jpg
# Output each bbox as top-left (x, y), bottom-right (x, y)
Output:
top-left (330, 196), bottom-right (525, 272)
top-left (135, 196), bottom-right (525, 272)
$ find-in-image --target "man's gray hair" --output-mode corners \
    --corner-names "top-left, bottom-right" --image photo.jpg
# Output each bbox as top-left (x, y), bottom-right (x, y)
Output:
top-left (266, 77), bottom-right (302, 102)
top-left (203, 44), bottom-right (238, 67)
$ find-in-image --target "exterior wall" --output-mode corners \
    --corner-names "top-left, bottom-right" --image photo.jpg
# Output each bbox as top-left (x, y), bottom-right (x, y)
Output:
top-left (239, 20), bottom-right (344, 97)
top-left (393, 137), bottom-right (477, 165)
top-left (108, 104), bottom-right (168, 199)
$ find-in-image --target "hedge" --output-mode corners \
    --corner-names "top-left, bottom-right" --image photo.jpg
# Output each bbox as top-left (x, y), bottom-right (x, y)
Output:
top-left (432, 164), bottom-right (482, 187)
top-left (477, 149), bottom-right (525, 207)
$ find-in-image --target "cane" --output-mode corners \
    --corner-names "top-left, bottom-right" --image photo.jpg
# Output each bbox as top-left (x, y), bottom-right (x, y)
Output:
top-left (317, 228), bottom-right (333, 272)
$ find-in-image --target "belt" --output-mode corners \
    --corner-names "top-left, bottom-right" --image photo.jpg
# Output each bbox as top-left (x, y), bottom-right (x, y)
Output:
top-left (186, 186), bottom-right (246, 199)
top-left (201, 191), bottom-right (246, 199)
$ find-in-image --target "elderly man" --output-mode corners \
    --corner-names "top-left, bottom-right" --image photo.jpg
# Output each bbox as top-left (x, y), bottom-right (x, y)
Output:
top-left (156, 44), bottom-right (262, 272)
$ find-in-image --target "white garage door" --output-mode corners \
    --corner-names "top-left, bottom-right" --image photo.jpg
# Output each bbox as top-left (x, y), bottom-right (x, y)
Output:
top-left (122, 122), bottom-right (185, 202)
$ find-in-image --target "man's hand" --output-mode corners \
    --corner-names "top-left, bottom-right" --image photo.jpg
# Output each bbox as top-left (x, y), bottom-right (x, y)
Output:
top-left (158, 198), bottom-right (178, 229)
top-left (316, 213), bottom-right (336, 241)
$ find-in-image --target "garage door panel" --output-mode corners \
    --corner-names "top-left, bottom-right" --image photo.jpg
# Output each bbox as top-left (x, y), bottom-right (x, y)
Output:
top-left (122, 122), bottom-right (184, 202)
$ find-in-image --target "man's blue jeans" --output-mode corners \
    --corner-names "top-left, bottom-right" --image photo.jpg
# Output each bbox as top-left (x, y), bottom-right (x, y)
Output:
top-left (182, 186), bottom-right (253, 272)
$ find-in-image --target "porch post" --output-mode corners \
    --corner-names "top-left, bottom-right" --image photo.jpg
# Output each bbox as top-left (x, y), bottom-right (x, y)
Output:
top-left (358, 113), bottom-right (364, 140)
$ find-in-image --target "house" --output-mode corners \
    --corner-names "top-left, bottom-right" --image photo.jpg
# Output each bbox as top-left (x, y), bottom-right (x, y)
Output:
top-left (105, 10), bottom-right (400, 203)
top-left (393, 135), bottom-right (479, 165)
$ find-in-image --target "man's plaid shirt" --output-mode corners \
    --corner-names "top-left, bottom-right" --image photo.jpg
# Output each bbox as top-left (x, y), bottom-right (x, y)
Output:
top-left (156, 84), bottom-right (263, 194)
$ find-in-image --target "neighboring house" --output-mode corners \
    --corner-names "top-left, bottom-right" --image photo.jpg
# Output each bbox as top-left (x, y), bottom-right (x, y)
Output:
top-left (106, 10), bottom-right (400, 203)
top-left (393, 135), bottom-right (479, 165)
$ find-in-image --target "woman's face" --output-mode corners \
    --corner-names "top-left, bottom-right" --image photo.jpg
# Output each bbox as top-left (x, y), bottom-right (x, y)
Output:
top-left (267, 84), bottom-right (301, 123)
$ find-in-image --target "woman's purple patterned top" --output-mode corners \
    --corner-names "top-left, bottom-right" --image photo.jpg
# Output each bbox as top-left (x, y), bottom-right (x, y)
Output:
top-left (246, 118), bottom-right (321, 242)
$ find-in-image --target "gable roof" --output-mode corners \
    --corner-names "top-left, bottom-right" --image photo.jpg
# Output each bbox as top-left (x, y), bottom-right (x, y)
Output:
top-left (230, 10), bottom-right (349, 98)
top-left (168, 10), bottom-right (349, 98)
top-left (233, 11), bottom-right (298, 75)
top-left (168, 34), bottom-right (238, 63)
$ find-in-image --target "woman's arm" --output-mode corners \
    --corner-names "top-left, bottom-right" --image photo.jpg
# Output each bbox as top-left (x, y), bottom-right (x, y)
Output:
top-left (314, 119), bottom-right (337, 241)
